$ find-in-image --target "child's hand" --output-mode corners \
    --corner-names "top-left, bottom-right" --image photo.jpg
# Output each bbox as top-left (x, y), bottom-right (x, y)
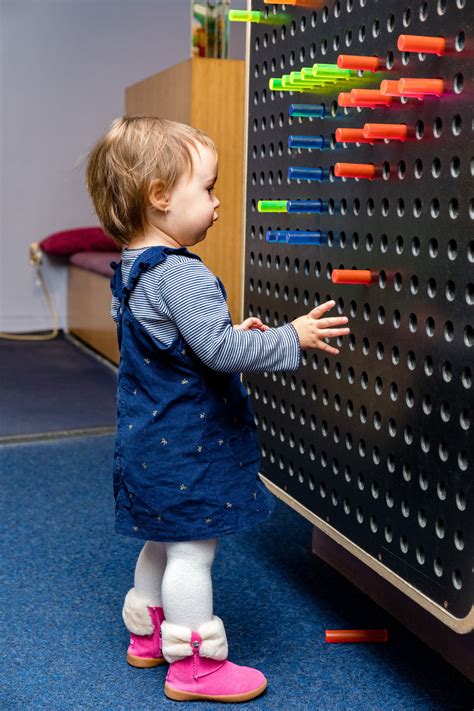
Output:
top-left (291, 300), bottom-right (350, 355)
top-left (234, 317), bottom-right (270, 332)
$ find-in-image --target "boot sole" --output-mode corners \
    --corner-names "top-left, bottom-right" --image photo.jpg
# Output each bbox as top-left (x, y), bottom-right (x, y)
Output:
top-left (164, 679), bottom-right (267, 702)
top-left (127, 653), bottom-right (167, 668)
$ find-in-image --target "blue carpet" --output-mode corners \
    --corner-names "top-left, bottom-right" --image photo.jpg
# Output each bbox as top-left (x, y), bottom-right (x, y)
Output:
top-left (1, 435), bottom-right (472, 710)
top-left (0, 333), bottom-right (116, 439)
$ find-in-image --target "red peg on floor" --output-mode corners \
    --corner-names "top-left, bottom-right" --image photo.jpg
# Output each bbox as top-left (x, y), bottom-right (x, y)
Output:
top-left (331, 269), bottom-right (376, 285)
top-left (397, 34), bottom-right (446, 55)
top-left (325, 629), bottom-right (388, 643)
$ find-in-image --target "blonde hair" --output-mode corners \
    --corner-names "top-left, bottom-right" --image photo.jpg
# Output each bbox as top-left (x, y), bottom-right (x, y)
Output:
top-left (85, 116), bottom-right (216, 248)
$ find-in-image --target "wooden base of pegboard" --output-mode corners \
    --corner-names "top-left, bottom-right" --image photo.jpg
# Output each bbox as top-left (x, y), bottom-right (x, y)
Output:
top-left (260, 475), bottom-right (473, 679)
top-left (312, 525), bottom-right (474, 683)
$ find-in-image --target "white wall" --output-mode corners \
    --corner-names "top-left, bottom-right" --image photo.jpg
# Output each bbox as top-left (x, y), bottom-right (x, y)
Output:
top-left (0, 0), bottom-right (246, 333)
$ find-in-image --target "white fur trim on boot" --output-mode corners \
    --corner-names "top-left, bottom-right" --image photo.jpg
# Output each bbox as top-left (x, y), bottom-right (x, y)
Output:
top-left (122, 587), bottom-right (157, 635)
top-left (161, 621), bottom-right (193, 664)
top-left (161, 615), bottom-right (228, 664)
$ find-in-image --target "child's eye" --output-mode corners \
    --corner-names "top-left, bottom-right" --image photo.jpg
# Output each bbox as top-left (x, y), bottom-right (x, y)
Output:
top-left (207, 187), bottom-right (214, 194)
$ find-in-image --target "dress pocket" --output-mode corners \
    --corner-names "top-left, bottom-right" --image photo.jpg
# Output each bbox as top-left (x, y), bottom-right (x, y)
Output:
top-left (226, 425), bottom-right (260, 470)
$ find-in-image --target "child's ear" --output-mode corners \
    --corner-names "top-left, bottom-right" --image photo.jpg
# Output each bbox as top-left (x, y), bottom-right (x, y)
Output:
top-left (148, 179), bottom-right (170, 213)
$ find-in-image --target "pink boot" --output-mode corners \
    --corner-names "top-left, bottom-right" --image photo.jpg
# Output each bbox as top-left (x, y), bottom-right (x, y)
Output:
top-left (122, 588), bottom-right (166, 668)
top-left (161, 616), bottom-right (267, 702)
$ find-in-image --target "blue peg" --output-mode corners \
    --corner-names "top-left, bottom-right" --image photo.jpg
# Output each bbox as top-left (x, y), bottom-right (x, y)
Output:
top-left (288, 135), bottom-right (329, 150)
top-left (286, 199), bottom-right (330, 213)
top-left (288, 167), bottom-right (331, 181)
top-left (288, 103), bottom-right (343, 118)
top-left (289, 103), bottom-right (327, 118)
top-left (266, 230), bottom-right (328, 245)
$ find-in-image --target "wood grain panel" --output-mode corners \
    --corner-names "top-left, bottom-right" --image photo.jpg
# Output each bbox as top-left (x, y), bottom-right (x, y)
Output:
top-left (67, 266), bottom-right (119, 365)
top-left (190, 59), bottom-right (245, 323)
top-left (125, 59), bottom-right (192, 123)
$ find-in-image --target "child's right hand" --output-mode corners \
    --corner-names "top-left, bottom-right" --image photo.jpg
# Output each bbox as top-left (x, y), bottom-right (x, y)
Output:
top-left (291, 300), bottom-right (350, 355)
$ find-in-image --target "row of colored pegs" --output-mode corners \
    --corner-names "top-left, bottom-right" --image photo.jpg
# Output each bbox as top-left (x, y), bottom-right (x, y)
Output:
top-left (337, 36), bottom-right (448, 73)
top-left (338, 78), bottom-right (445, 108)
top-left (269, 63), bottom-right (364, 94)
top-left (230, 4), bottom-right (450, 61)
top-left (264, 230), bottom-right (381, 285)
top-left (288, 123), bottom-right (409, 148)
top-left (229, 2), bottom-right (333, 23)
top-left (258, 199), bottom-right (331, 213)
top-left (338, 35), bottom-right (448, 71)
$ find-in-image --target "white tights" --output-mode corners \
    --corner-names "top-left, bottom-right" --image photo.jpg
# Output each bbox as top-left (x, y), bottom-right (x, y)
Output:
top-left (134, 539), bottom-right (218, 629)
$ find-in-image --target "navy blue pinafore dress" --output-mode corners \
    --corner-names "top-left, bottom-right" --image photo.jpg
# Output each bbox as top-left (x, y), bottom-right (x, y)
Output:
top-left (110, 246), bottom-right (275, 542)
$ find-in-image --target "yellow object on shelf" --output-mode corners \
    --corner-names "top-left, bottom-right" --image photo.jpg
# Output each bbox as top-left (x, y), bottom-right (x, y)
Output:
top-left (229, 9), bottom-right (264, 23)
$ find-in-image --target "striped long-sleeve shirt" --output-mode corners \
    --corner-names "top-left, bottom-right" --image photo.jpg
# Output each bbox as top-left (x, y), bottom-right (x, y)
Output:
top-left (111, 248), bottom-right (301, 374)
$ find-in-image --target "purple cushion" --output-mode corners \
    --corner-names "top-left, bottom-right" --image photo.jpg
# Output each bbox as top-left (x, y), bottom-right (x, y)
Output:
top-left (40, 226), bottom-right (117, 255)
top-left (69, 251), bottom-right (121, 278)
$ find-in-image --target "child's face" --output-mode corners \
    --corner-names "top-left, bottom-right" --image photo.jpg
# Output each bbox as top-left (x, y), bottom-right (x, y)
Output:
top-left (165, 143), bottom-right (220, 247)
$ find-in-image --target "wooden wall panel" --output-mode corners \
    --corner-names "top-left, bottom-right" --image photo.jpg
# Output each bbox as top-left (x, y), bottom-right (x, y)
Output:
top-left (68, 266), bottom-right (119, 365)
top-left (125, 59), bottom-right (192, 124)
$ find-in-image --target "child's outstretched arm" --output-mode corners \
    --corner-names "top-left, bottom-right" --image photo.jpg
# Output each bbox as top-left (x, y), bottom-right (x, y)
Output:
top-left (159, 258), bottom-right (349, 373)
top-left (234, 302), bottom-right (349, 356)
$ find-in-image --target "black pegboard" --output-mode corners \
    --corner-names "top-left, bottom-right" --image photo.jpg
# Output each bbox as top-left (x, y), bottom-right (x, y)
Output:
top-left (244, 0), bottom-right (473, 622)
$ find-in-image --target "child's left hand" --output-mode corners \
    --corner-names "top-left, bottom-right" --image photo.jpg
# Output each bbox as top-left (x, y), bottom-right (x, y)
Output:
top-left (234, 317), bottom-right (269, 332)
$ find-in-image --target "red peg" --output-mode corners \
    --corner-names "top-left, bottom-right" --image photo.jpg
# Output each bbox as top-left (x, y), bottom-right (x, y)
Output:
top-left (336, 128), bottom-right (374, 144)
top-left (331, 269), bottom-right (376, 285)
top-left (325, 629), bottom-right (388, 643)
top-left (363, 123), bottom-right (408, 141)
top-left (334, 163), bottom-right (377, 180)
top-left (398, 78), bottom-right (444, 97)
top-left (337, 54), bottom-right (382, 72)
top-left (397, 34), bottom-right (446, 55)
top-left (349, 89), bottom-right (392, 107)
top-left (337, 92), bottom-right (354, 107)
top-left (380, 80), bottom-right (404, 97)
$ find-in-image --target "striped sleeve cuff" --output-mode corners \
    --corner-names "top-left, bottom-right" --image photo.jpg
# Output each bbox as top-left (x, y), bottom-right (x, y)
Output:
top-left (275, 322), bottom-right (302, 372)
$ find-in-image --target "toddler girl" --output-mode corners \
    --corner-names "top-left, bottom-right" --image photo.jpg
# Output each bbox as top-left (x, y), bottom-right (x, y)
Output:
top-left (86, 116), bottom-right (350, 703)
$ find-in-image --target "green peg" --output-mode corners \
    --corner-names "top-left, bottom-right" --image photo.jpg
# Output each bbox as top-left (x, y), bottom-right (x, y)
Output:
top-left (283, 74), bottom-right (306, 88)
top-left (269, 78), bottom-right (285, 91)
top-left (312, 63), bottom-right (356, 80)
top-left (257, 200), bottom-right (288, 213)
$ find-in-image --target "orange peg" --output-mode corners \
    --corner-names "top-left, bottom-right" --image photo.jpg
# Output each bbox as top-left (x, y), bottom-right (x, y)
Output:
top-left (336, 128), bottom-right (374, 143)
top-left (398, 78), bottom-right (444, 96)
top-left (380, 79), bottom-right (404, 97)
top-left (337, 54), bottom-right (382, 72)
top-left (334, 162), bottom-right (377, 180)
top-left (363, 123), bottom-right (408, 141)
top-left (331, 270), bottom-right (376, 285)
top-left (326, 629), bottom-right (388, 643)
top-left (397, 34), bottom-right (446, 55)
top-left (337, 92), bottom-right (354, 107)
top-left (349, 89), bottom-right (392, 107)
